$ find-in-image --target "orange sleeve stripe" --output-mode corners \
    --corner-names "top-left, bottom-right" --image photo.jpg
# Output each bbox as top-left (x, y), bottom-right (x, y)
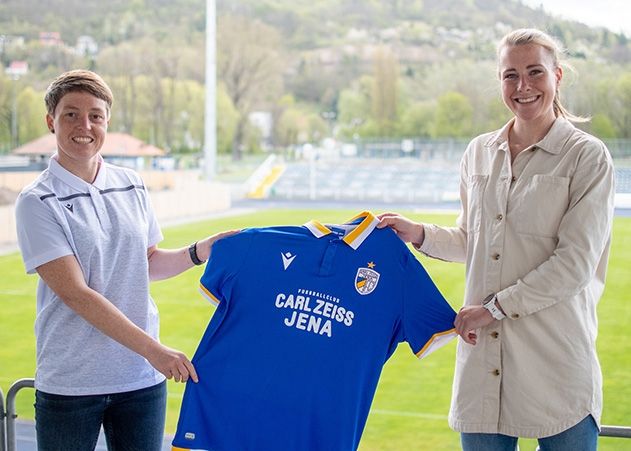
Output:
top-left (199, 284), bottom-right (220, 304)
top-left (415, 328), bottom-right (457, 358)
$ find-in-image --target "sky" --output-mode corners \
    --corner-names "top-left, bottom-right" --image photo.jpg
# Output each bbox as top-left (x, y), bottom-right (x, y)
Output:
top-left (521, 0), bottom-right (631, 36)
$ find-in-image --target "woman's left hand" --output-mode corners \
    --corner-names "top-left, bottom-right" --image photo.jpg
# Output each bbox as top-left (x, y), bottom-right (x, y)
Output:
top-left (196, 229), bottom-right (241, 262)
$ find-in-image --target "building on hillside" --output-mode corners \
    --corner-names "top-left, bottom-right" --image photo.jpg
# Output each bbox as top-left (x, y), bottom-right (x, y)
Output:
top-left (39, 31), bottom-right (63, 47)
top-left (0, 35), bottom-right (25, 54)
top-left (12, 132), bottom-right (168, 171)
top-left (76, 35), bottom-right (98, 56)
top-left (5, 60), bottom-right (28, 78)
top-left (249, 111), bottom-right (273, 150)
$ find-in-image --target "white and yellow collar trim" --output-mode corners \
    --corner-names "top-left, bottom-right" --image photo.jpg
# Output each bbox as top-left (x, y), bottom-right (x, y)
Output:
top-left (303, 211), bottom-right (379, 250)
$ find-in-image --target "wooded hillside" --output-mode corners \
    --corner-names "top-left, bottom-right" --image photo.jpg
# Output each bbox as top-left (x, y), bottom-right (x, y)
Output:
top-left (1, 0), bottom-right (629, 157)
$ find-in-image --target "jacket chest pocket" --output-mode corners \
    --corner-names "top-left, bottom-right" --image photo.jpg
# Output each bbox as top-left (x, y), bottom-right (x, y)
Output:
top-left (511, 175), bottom-right (570, 238)
top-left (467, 175), bottom-right (488, 234)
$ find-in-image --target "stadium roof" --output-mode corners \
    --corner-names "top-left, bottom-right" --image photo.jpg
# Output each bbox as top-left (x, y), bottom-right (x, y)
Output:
top-left (12, 133), bottom-right (166, 157)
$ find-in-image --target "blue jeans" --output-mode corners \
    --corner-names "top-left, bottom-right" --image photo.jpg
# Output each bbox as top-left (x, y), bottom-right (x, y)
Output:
top-left (461, 415), bottom-right (599, 451)
top-left (35, 381), bottom-right (166, 451)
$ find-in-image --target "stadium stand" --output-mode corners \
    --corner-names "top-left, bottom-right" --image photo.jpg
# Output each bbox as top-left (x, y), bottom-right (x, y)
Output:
top-left (267, 158), bottom-right (631, 204)
top-left (263, 135), bottom-right (631, 204)
top-left (269, 158), bottom-right (461, 203)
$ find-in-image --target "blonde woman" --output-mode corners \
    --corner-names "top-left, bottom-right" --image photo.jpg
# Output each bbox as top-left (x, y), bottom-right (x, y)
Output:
top-left (379, 28), bottom-right (614, 451)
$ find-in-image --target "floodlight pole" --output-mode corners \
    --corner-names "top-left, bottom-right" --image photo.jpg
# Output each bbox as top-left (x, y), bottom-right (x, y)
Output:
top-left (203, 0), bottom-right (217, 180)
top-left (10, 74), bottom-right (20, 151)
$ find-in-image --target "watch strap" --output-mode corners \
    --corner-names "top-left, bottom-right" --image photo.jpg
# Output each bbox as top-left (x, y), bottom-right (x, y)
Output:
top-left (188, 241), bottom-right (205, 266)
top-left (483, 293), bottom-right (506, 320)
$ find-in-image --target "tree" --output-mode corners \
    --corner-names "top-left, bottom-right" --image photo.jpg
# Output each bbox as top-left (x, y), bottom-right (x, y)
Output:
top-left (398, 101), bottom-right (434, 137)
top-left (0, 76), bottom-right (13, 152)
top-left (433, 91), bottom-right (473, 138)
top-left (336, 76), bottom-right (372, 138)
top-left (612, 73), bottom-right (631, 138)
top-left (98, 43), bottom-right (143, 133)
top-left (216, 83), bottom-right (239, 154)
top-left (482, 96), bottom-right (512, 133)
top-left (17, 86), bottom-right (47, 144)
top-left (217, 14), bottom-right (284, 160)
top-left (590, 113), bottom-right (617, 139)
top-left (371, 46), bottom-right (398, 134)
top-left (276, 108), bottom-right (307, 147)
top-left (275, 105), bottom-right (328, 147)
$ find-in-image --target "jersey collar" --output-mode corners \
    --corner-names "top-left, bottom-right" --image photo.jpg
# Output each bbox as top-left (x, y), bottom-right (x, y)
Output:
top-left (304, 211), bottom-right (379, 250)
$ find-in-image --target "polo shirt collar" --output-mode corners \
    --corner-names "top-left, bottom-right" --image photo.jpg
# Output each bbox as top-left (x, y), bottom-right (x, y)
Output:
top-left (49, 154), bottom-right (108, 191)
top-left (304, 211), bottom-right (379, 250)
top-left (484, 116), bottom-right (574, 155)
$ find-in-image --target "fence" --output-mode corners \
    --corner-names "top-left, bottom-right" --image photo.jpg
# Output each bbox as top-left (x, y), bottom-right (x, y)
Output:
top-left (1, 387), bottom-right (5, 451)
top-left (0, 170), bottom-right (231, 249)
top-left (1, 377), bottom-right (630, 451)
top-left (349, 138), bottom-right (631, 161)
top-left (4, 379), bottom-right (33, 451)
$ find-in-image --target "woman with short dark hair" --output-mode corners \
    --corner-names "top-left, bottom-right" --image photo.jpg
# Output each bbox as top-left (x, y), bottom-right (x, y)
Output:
top-left (15, 69), bottom-right (235, 451)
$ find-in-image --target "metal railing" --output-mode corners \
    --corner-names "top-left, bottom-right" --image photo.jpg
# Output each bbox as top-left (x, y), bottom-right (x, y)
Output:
top-left (1, 376), bottom-right (630, 449)
top-left (600, 425), bottom-right (631, 438)
top-left (1, 387), bottom-right (6, 451)
top-left (5, 378), bottom-right (34, 451)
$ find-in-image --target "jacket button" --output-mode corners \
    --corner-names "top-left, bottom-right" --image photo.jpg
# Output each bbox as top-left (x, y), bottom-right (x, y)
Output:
top-left (492, 253), bottom-right (500, 260)
top-left (511, 313), bottom-right (520, 319)
top-left (496, 214), bottom-right (503, 221)
top-left (493, 369), bottom-right (500, 376)
top-left (491, 331), bottom-right (499, 338)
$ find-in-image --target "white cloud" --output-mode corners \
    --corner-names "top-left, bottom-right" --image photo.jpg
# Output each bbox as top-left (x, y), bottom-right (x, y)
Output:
top-left (522, 0), bottom-right (631, 35)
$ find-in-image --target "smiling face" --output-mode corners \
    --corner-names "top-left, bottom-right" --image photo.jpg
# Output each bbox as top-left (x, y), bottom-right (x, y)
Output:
top-left (499, 43), bottom-right (562, 126)
top-left (46, 90), bottom-right (110, 180)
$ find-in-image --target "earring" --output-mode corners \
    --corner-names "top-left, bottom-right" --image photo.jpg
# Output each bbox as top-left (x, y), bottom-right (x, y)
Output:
top-left (50, 128), bottom-right (55, 133)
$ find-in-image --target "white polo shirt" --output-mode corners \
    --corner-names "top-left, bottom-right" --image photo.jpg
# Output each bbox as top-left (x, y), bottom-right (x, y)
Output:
top-left (15, 155), bottom-right (165, 395)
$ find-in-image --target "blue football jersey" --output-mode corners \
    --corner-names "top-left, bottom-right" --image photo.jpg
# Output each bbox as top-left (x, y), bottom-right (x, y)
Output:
top-left (172, 211), bottom-right (456, 451)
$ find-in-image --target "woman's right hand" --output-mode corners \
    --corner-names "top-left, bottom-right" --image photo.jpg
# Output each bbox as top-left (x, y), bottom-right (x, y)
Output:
top-left (377, 212), bottom-right (425, 247)
top-left (145, 342), bottom-right (198, 383)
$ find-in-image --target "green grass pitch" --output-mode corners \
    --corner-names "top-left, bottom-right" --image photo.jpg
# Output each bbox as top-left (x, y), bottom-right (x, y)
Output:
top-left (1, 209), bottom-right (630, 450)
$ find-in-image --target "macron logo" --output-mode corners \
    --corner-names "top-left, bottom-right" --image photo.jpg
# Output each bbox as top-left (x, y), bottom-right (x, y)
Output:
top-left (281, 251), bottom-right (296, 270)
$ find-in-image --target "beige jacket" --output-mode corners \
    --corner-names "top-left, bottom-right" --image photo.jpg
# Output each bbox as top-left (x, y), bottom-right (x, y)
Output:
top-left (420, 117), bottom-right (615, 437)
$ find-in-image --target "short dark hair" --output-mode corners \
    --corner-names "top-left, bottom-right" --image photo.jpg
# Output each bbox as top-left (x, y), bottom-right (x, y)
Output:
top-left (44, 69), bottom-right (113, 116)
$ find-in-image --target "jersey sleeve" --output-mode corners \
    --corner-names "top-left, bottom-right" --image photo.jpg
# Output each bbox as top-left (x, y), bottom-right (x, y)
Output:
top-left (199, 231), bottom-right (253, 306)
top-left (15, 191), bottom-right (74, 274)
top-left (401, 252), bottom-right (457, 359)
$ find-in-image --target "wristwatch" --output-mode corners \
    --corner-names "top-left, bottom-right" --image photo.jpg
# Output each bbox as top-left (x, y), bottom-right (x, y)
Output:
top-left (482, 293), bottom-right (506, 320)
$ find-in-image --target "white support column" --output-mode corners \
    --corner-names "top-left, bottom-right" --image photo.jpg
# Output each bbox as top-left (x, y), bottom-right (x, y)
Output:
top-left (203, 0), bottom-right (217, 180)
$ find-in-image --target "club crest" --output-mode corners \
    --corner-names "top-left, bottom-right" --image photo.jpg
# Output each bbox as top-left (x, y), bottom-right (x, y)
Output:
top-left (355, 267), bottom-right (380, 295)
